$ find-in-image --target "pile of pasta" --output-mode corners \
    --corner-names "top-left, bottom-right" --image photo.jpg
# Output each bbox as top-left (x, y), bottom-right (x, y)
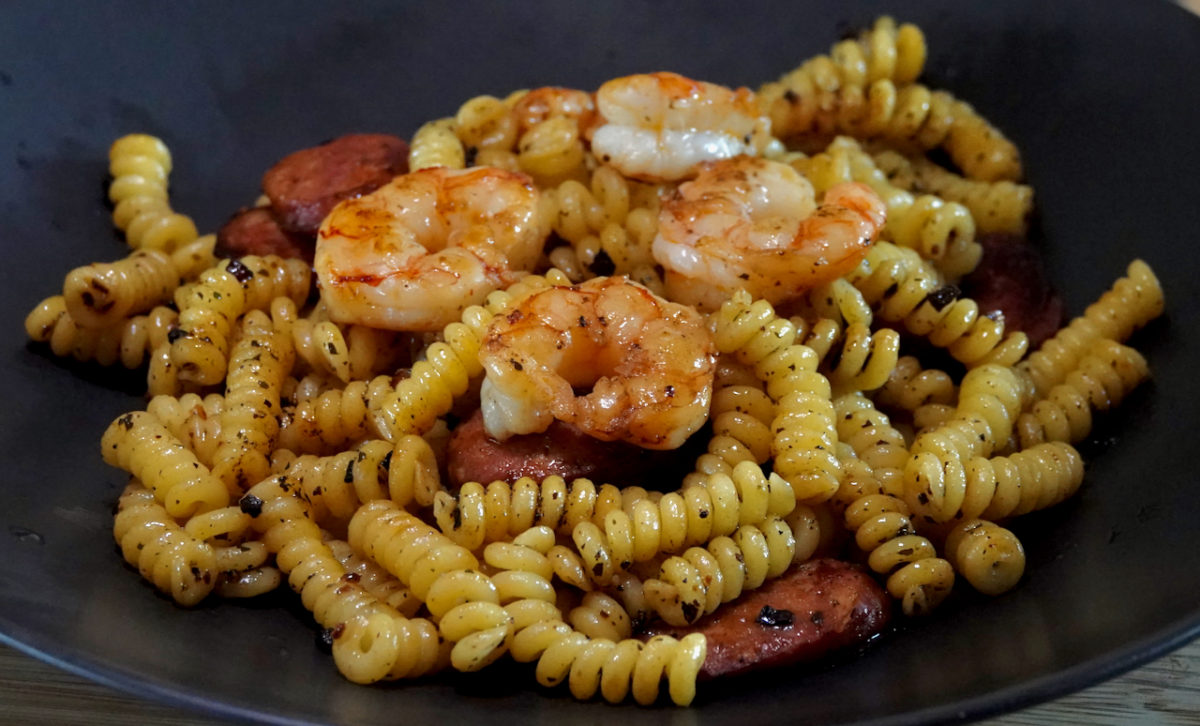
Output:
top-left (24, 16), bottom-right (1164, 707)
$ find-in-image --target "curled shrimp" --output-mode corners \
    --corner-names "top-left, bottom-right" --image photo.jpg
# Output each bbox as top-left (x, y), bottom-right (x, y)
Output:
top-left (512, 86), bottom-right (598, 134)
top-left (478, 276), bottom-right (716, 450)
top-left (652, 157), bottom-right (887, 309)
top-left (315, 166), bottom-right (544, 331)
top-left (591, 72), bottom-right (762, 182)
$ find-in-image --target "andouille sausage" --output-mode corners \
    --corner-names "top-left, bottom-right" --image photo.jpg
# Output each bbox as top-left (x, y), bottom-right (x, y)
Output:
top-left (961, 233), bottom-right (1064, 347)
top-left (445, 408), bottom-right (697, 488)
top-left (262, 133), bottom-right (410, 236)
top-left (643, 559), bottom-right (891, 679)
top-left (215, 207), bottom-right (315, 262)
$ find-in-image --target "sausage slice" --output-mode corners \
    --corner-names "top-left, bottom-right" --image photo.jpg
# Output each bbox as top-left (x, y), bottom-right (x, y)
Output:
top-left (445, 408), bottom-right (697, 488)
top-left (644, 559), bottom-right (891, 679)
top-left (215, 207), bottom-right (314, 262)
top-left (961, 233), bottom-right (1064, 347)
top-left (262, 133), bottom-right (410, 236)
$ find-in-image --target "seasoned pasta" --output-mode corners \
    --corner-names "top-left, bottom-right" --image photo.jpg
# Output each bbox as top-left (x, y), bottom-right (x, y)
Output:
top-left (24, 15), bottom-right (1168, 709)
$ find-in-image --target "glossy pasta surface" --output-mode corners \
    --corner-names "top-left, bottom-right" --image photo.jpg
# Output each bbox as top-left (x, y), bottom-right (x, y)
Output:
top-left (21, 13), bottom-right (1168, 711)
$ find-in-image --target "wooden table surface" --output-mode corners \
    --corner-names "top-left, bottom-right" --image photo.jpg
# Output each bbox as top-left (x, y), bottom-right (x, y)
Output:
top-left (5, 0), bottom-right (1199, 723)
top-left (0, 637), bottom-right (1197, 725)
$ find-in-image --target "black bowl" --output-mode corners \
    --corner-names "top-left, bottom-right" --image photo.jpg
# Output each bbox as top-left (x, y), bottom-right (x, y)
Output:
top-left (1, 1), bottom-right (1198, 724)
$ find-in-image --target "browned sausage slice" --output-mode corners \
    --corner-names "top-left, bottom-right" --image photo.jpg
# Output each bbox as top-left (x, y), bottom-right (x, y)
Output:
top-left (215, 207), bottom-right (315, 262)
top-left (445, 408), bottom-right (697, 488)
top-left (644, 559), bottom-right (891, 679)
top-left (961, 233), bottom-right (1065, 347)
top-left (262, 133), bottom-right (409, 236)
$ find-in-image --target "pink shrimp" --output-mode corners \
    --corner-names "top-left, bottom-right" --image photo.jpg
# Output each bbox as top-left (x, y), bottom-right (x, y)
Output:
top-left (314, 166), bottom-right (544, 332)
top-left (477, 276), bottom-right (716, 450)
top-left (652, 156), bottom-right (887, 309)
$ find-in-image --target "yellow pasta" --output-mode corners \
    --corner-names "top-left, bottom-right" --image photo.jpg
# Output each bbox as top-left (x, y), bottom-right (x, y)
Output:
top-left (101, 411), bottom-right (229, 518)
top-left (25, 295), bottom-right (178, 369)
top-left (843, 493), bottom-right (954, 615)
top-left (874, 149), bottom-right (1034, 235)
top-left (113, 482), bottom-right (217, 606)
top-left (944, 519), bottom-right (1025, 596)
top-left (408, 117), bottom-right (466, 171)
top-left (851, 241), bottom-right (1030, 366)
top-left (642, 516), bottom-right (796, 625)
top-left (108, 133), bottom-right (200, 251)
top-left (210, 309), bottom-right (294, 493)
top-left (23, 17), bottom-right (1169, 707)
top-left (170, 255), bottom-right (310, 385)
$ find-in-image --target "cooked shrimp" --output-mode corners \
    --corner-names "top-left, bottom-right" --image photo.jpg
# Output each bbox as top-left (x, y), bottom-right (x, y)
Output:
top-left (591, 72), bottom-right (762, 182)
top-left (652, 157), bottom-right (887, 309)
top-left (478, 276), bottom-right (716, 450)
top-left (315, 166), bottom-right (544, 331)
top-left (512, 86), bottom-right (597, 134)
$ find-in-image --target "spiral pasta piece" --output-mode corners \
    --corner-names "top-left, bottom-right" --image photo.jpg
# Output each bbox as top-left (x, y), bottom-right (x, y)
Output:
top-left (283, 436), bottom-right (442, 525)
top-left (113, 482), bottom-right (217, 606)
top-left (535, 631), bottom-right (706, 706)
top-left (1018, 260), bottom-right (1163, 397)
top-left (694, 372), bottom-right (776, 469)
top-left (874, 149), bottom-right (1033, 235)
top-left (850, 241), bottom-right (1029, 367)
top-left (25, 295), bottom-right (178, 369)
top-left (711, 291), bottom-right (843, 502)
top-left (433, 476), bottom-right (625, 550)
top-left (348, 500), bottom-right (515, 672)
top-left (326, 538), bottom-right (422, 617)
top-left (909, 364), bottom-right (1025, 464)
top-left (170, 255), bottom-right (311, 385)
top-left (799, 277), bottom-right (874, 328)
top-left (182, 503), bottom-right (253, 544)
top-left (291, 319), bottom-right (408, 384)
top-left (518, 116), bottom-right (587, 182)
top-left (453, 94), bottom-right (520, 154)
top-left (641, 516), bottom-right (796, 626)
top-left (537, 168), bottom-right (660, 281)
top-left (210, 310), bottom-right (294, 493)
top-left (108, 133), bottom-right (200, 251)
top-left (278, 374), bottom-right (396, 455)
top-left (102, 411), bottom-right (230, 518)
top-left (567, 591), bottom-right (634, 641)
top-left (844, 494), bottom-right (953, 615)
top-left (1015, 338), bottom-right (1149, 448)
top-left (62, 249), bottom-right (179, 329)
top-left (833, 393), bottom-right (908, 500)
top-left (538, 166), bottom-right (637, 245)
top-left (571, 463), bottom-right (796, 585)
top-left (147, 392), bottom-right (226, 468)
top-left (409, 118), bottom-right (466, 171)
top-left (759, 16), bottom-right (926, 138)
top-left (944, 519), bottom-right (1025, 596)
top-left (824, 322), bottom-right (900, 392)
top-left (907, 441), bottom-right (1084, 524)
top-left (242, 478), bottom-right (447, 683)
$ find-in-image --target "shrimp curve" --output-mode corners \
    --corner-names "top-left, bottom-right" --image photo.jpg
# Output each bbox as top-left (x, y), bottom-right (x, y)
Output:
top-left (478, 276), bottom-right (716, 450)
top-left (591, 72), bottom-right (762, 182)
top-left (315, 166), bottom-right (544, 332)
top-left (652, 156), bottom-right (887, 309)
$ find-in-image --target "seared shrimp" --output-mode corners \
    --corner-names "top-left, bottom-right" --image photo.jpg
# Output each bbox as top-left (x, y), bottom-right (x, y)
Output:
top-left (591, 72), bottom-right (762, 182)
top-left (478, 276), bottom-right (716, 450)
top-left (653, 157), bottom-right (887, 309)
top-left (315, 166), bottom-right (544, 331)
top-left (512, 86), bottom-right (598, 134)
